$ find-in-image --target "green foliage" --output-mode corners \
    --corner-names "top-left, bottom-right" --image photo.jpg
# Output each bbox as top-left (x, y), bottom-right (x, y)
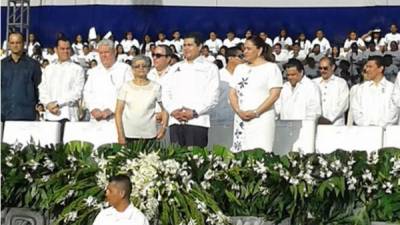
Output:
top-left (1, 142), bottom-right (399, 224)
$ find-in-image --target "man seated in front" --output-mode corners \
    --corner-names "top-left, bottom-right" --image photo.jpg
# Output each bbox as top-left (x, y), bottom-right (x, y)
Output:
top-left (93, 175), bottom-right (149, 225)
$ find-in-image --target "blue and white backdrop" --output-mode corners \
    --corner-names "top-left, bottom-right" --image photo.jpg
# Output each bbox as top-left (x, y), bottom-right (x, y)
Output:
top-left (1, 0), bottom-right (400, 47)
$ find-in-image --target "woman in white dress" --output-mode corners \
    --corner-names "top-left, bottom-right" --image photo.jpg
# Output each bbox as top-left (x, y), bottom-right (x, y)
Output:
top-left (229, 36), bottom-right (283, 152)
top-left (115, 55), bottom-right (168, 145)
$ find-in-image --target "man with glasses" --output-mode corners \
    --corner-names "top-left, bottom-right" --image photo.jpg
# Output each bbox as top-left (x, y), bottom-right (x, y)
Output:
top-left (83, 39), bottom-right (132, 121)
top-left (275, 58), bottom-right (321, 121)
top-left (162, 32), bottom-right (220, 148)
top-left (148, 45), bottom-right (172, 84)
top-left (352, 56), bottom-right (398, 127)
top-left (313, 57), bottom-right (349, 125)
top-left (210, 46), bottom-right (244, 125)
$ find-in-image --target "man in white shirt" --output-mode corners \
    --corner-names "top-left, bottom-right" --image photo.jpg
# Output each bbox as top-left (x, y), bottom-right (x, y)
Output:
top-left (275, 58), bottom-right (322, 120)
top-left (384, 24), bottom-right (400, 51)
top-left (200, 45), bottom-right (216, 63)
top-left (223, 31), bottom-right (241, 48)
top-left (288, 43), bottom-right (306, 61)
top-left (351, 56), bottom-right (398, 127)
top-left (392, 72), bottom-right (400, 124)
top-left (93, 175), bottom-right (149, 225)
top-left (311, 29), bottom-right (331, 55)
top-left (210, 46), bottom-right (244, 125)
top-left (204, 31), bottom-right (223, 55)
top-left (39, 37), bottom-right (85, 122)
top-left (83, 39), bottom-right (132, 121)
top-left (313, 57), bottom-right (349, 125)
top-left (147, 45), bottom-right (172, 84)
top-left (273, 43), bottom-right (289, 67)
top-left (162, 32), bottom-right (220, 147)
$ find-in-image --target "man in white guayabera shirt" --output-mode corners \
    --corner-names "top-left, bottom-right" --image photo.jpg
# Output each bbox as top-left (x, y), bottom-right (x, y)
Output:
top-left (39, 36), bottom-right (85, 122)
top-left (275, 58), bottom-right (322, 121)
top-left (313, 57), bottom-right (349, 125)
top-left (351, 56), bottom-right (398, 127)
top-left (84, 39), bottom-right (132, 121)
top-left (162, 32), bottom-right (219, 148)
top-left (93, 175), bottom-right (149, 225)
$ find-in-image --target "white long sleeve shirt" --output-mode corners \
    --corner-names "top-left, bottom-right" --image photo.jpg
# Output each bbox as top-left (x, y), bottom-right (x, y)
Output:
top-left (39, 60), bottom-right (85, 121)
top-left (83, 62), bottom-right (132, 113)
top-left (313, 75), bottom-right (349, 125)
top-left (162, 57), bottom-right (220, 127)
top-left (275, 76), bottom-right (322, 120)
top-left (352, 77), bottom-right (398, 127)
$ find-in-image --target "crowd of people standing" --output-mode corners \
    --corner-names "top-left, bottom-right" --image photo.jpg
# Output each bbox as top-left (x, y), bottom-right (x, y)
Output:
top-left (1, 24), bottom-right (400, 152)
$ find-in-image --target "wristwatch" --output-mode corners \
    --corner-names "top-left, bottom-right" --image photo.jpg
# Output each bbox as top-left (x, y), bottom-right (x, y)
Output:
top-left (192, 110), bottom-right (199, 118)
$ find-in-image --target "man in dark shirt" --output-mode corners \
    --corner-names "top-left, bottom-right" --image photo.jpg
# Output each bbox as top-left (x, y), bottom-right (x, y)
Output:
top-left (1, 32), bottom-right (42, 121)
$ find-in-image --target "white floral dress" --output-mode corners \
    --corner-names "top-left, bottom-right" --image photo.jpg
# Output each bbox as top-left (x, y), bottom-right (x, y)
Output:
top-left (229, 62), bottom-right (283, 152)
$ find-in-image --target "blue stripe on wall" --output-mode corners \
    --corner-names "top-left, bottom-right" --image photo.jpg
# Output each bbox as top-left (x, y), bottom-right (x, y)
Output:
top-left (1, 5), bottom-right (400, 47)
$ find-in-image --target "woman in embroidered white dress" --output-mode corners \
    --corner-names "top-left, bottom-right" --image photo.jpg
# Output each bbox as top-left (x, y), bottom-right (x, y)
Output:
top-left (229, 36), bottom-right (283, 152)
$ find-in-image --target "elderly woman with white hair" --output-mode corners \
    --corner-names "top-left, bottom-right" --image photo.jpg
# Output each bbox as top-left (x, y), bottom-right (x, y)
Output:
top-left (115, 55), bottom-right (168, 145)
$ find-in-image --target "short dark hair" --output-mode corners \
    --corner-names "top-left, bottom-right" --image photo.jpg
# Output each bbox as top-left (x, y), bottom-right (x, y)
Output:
top-left (157, 45), bottom-right (173, 57)
top-left (8, 31), bottom-right (24, 41)
top-left (225, 46), bottom-right (241, 63)
top-left (368, 55), bottom-right (384, 68)
top-left (184, 32), bottom-right (203, 46)
top-left (285, 58), bottom-right (304, 72)
top-left (109, 174), bottom-right (132, 199)
top-left (56, 36), bottom-right (70, 47)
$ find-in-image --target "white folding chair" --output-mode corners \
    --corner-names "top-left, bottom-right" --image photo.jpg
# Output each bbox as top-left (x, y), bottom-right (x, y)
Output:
top-left (63, 121), bottom-right (118, 149)
top-left (316, 125), bottom-right (383, 154)
top-left (383, 126), bottom-right (400, 148)
top-left (2, 121), bottom-right (61, 146)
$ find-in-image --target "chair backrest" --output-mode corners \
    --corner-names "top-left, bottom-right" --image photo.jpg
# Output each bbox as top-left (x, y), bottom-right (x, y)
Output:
top-left (274, 120), bottom-right (316, 154)
top-left (63, 121), bottom-right (118, 149)
top-left (4, 208), bottom-right (45, 225)
top-left (383, 125), bottom-right (400, 148)
top-left (315, 125), bottom-right (383, 154)
top-left (2, 121), bottom-right (61, 146)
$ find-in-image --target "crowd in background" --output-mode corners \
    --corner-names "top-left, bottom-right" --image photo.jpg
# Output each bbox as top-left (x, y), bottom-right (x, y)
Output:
top-left (1, 23), bottom-right (400, 151)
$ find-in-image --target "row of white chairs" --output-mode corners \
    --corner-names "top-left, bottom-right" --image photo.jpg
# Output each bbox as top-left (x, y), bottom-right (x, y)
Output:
top-left (0, 121), bottom-right (399, 153)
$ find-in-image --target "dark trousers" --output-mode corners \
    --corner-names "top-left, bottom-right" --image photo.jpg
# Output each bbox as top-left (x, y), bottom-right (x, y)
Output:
top-left (169, 124), bottom-right (208, 148)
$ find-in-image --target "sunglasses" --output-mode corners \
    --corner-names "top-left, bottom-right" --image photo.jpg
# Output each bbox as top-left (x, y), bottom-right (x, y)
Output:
top-left (152, 53), bottom-right (167, 58)
top-left (318, 66), bottom-right (329, 71)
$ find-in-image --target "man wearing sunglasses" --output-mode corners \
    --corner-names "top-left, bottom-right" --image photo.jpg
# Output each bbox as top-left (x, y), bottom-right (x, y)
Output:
top-left (148, 45), bottom-right (172, 84)
top-left (313, 57), bottom-right (349, 125)
top-left (210, 46), bottom-right (244, 126)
